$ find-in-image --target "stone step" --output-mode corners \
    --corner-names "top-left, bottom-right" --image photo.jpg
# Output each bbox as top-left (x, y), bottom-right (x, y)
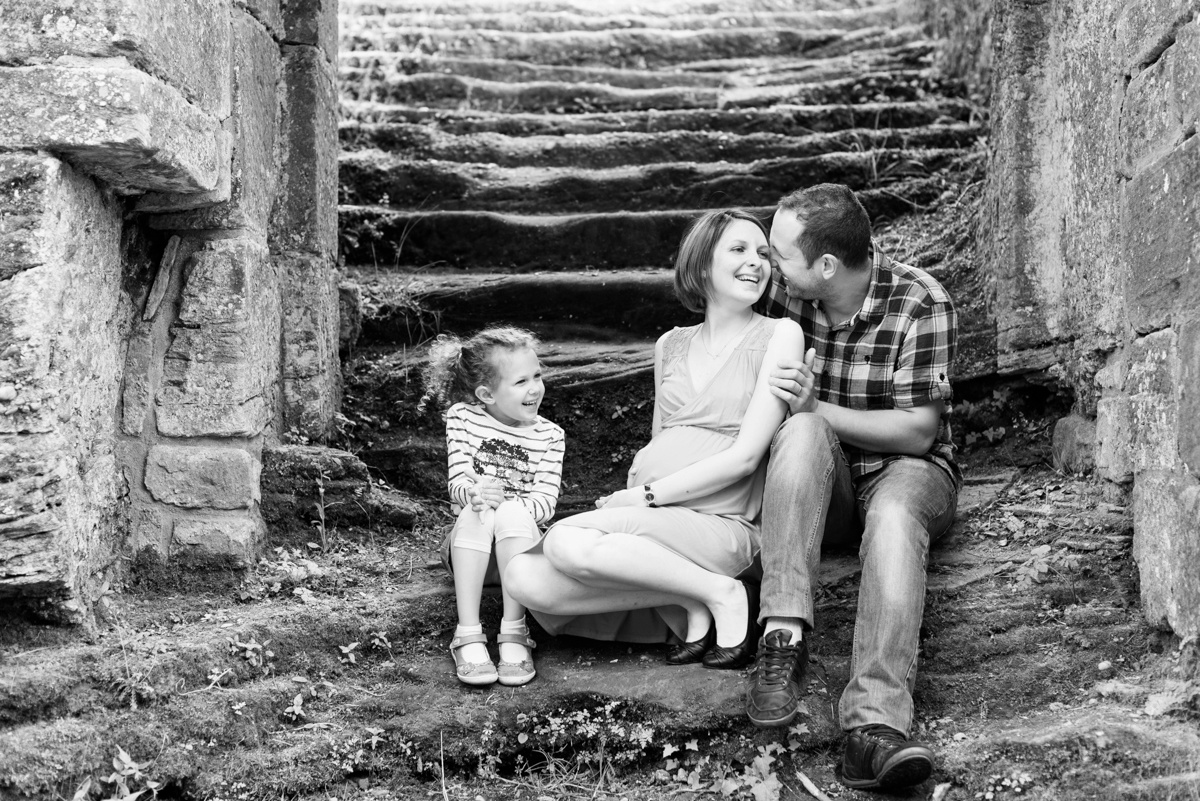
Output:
top-left (338, 147), bottom-right (974, 213)
top-left (343, 24), bottom-right (925, 69)
top-left (339, 122), bottom-right (983, 169)
top-left (350, 267), bottom-right (689, 346)
top-left (342, 0), bottom-right (866, 14)
top-left (339, 177), bottom-right (952, 269)
top-left (340, 43), bottom-right (935, 90)
top-left (340, 66), bottom-right (944, 114)
top-left (339, 98), bottom-right (977, 142)
top-left (341, 4), bottom-right (907, 33)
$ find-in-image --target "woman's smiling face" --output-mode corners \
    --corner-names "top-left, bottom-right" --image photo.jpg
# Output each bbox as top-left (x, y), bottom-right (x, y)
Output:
top-left (706, 218), bottom-right (770, 307)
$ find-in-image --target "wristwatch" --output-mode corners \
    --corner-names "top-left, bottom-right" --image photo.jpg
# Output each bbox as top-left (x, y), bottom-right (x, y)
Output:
top-left (643, 484), bottom-right (657, 507)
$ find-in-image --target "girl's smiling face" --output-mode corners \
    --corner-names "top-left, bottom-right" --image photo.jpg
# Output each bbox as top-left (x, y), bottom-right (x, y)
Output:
top-left (476, 346), bottom-right (544, 427)
top-left (707, 218), bottom-right (770, 307)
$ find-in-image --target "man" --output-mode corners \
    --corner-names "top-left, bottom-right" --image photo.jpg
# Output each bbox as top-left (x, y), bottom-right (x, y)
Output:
top-left (749, 183), bottom-right (960, 791)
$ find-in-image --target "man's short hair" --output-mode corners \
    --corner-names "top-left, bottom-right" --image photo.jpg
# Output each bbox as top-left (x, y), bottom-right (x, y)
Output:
top-left (777, 183), bottom-right (871, 270)
top-left (673, 208), bottom-right (768, 313)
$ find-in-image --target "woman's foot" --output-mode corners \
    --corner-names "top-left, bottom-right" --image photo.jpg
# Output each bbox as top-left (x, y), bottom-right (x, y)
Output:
top-left (496, 618), bottom-right (536, 686)
top-left (450, 624), bottom-right (497, 686)
top-left (703, 581), bottom-right (760, 670)
top-left (666, 625), bottom-right (716, 665)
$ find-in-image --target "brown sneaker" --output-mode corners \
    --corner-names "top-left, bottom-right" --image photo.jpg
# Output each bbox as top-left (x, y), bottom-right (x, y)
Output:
top-left (745, 629), bottom-right (808, 727)
top-left (841, 724), bottom-right (934, 790)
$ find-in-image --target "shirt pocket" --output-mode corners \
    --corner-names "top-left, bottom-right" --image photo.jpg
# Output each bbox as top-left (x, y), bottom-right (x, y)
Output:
top-left (843, 346), bottom-right (894, 410)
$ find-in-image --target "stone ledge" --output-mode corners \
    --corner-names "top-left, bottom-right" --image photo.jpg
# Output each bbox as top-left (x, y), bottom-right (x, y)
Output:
top-left (0, 63), bottom-right (227, 195)
top-left (3, 0), bottom-right (232, 118)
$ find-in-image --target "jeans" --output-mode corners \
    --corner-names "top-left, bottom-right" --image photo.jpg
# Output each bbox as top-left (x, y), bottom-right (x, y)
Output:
top-left (759, 413), bottom-right (958, 735)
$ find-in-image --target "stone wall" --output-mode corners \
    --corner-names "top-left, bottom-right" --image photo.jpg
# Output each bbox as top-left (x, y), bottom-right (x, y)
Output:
top-left (989, 0), bottom-right (1200, 637)
top-left (0, 0), bottom-right (340, 621)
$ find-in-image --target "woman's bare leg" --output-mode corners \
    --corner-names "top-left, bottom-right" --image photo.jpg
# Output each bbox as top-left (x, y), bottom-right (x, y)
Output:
top-left (542, 526), bottom-right (749, 648)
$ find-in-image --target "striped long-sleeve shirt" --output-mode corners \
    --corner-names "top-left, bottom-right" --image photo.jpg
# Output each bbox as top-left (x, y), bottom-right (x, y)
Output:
top-left (444, 402), bottom-right (565, 525)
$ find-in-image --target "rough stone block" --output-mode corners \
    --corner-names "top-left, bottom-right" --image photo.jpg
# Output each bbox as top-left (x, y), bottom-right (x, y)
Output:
top-left (0, 63), bottom-right (227, 195)
top-left (338, 282), bottom-right (363, 355)
top-left (129, 506), bottom-right (168, 558)
top-left (172, 515), bottom-right (260, 567)
top-left (0, 153), bottom-right (129, 607)
top-left (1117, 0), bottom-right (1197, 72)
top-left (277, 252), bottom-right (340, 439)
top-left (144, 446), bottom-right (260, 509)
top-left (234, 0), bottom-right (284, 38)
top-left (281, 0), bottom-right (338, 60)
top-left (142, 12), bottom-right (280, 231)
top-left (120, 326), bottom-right (154, 437)
top-left (1, 0), bottom-right (232, 117)
top-left (1120, 57), bottom-right (1180, 173)
top-left (1122, 136), bottom-right (1200, 334)
top-left (1174, 21), bottom-right (1200, 134)
top-left (1095, 396), bottom-right (1134, 484)
top-left (1124, 328), bottom-right (1181, 474)
top-left (1133, 470), bottom-right (1200, 637)
top-left (270, 45), bottom-right (337, 260)
top-left (1052, 414), bottom-right (1096, 475)
top-left (1178, 318), bottom-right (1200, 475)
top-left (156, 238), bottom-right (281, 438)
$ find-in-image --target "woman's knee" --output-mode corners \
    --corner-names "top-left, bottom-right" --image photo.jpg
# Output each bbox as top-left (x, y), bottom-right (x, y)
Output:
top-left (503, 554), bottom-right (538, 605)
top-left (542, 525), bottom-right (599, 577)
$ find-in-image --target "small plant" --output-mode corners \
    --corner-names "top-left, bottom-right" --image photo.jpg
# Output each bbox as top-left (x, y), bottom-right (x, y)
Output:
top-left (976, 770), bottom-right (1035, 798)
top-left (100, 746), bottom-right (161, 801)
top-left (339, 641), bottom-right (361, 665)
top-left (312, 472), bottom-right (330, 552)
top-left (1012, 544), bottom-right (1081, 593)
top-left (283, 693), bottom-right (305, 722)
top-left (228, 635), bottom-right (275, 677)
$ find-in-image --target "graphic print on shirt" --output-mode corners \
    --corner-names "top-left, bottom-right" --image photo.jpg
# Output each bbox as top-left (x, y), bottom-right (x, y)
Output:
top-left (473, 437), bottom-right (532, 495)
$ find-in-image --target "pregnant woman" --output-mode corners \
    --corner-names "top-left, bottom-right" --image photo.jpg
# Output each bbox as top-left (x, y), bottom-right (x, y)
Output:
top-left (505, 208), bottom-right (803, 667)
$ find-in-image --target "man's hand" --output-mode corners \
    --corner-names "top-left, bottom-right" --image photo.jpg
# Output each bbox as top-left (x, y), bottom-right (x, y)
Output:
top-left (768, 347), bottom-right (818, 415)
top-left (595, 487), bottom-right (646, 509)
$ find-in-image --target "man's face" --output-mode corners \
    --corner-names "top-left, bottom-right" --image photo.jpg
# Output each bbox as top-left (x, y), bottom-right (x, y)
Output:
top-left (769, 209), bottom-right (820, 300)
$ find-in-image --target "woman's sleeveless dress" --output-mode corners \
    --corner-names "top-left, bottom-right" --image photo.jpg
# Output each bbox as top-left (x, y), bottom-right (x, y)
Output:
top-left (529, 317), bottom-right (777, 643)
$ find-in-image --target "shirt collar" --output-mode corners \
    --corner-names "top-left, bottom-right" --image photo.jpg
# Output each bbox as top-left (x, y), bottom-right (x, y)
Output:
top-left (816, 239), bottom-right (892, 328)
top-left (858, 239), bottom-right (892, 324)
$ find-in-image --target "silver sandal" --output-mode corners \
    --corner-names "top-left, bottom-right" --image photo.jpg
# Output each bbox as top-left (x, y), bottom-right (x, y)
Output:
top-left (450, 632), bottom-right (497, 686)
top-left (496, 631), bottom-right (537, 687)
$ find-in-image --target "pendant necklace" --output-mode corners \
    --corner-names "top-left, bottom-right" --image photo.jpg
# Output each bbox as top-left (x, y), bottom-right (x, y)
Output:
top-left (700, 315), bottom-right (755, 358)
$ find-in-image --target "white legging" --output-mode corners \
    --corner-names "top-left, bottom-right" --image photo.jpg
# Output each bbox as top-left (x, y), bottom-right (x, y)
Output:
top-left (451, 500), bottom-right (539, 553)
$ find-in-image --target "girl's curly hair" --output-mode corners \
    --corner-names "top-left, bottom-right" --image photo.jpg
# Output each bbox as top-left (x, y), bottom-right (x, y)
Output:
top-left (418, 326), bottom-right (541, 413)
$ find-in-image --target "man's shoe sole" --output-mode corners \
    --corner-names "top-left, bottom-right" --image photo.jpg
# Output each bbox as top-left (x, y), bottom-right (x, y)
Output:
top-left (842, 747), bottom-right (933, 790)
top-left (746, 702), bottom-right (800, 728)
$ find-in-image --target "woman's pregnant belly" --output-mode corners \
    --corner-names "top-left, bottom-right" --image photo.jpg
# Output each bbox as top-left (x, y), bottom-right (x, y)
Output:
top-left (629, 425), bottom-right (752, 516)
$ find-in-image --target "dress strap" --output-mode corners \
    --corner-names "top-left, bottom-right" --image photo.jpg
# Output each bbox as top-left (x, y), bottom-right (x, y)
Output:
top-left (660, 325), bottom-right (697, 370)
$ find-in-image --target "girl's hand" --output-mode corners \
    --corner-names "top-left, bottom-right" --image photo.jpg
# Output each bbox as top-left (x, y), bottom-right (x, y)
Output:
top-left (476, 478), bottom-right (506, 510)
top-left (595, 487), bottom-right (646, 509)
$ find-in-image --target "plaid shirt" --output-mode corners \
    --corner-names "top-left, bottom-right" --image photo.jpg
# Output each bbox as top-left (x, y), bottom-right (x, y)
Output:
top-left (757, 241), bottom-right (960, 487)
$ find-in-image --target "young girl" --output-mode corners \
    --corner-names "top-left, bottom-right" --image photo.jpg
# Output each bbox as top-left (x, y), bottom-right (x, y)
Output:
top-left (420, 326), bottom-right (565, 687)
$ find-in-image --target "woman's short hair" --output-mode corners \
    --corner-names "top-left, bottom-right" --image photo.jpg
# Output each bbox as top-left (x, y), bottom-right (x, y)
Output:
top-left (673, 209), bottom-right (768, 313)
top-left (777, 183), bottom-right (871, 270)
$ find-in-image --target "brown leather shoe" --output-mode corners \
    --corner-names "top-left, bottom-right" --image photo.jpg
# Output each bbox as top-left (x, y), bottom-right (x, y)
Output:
top-left (745, 629), bottom-right (808, 726)
top-left (841, 724), bottom-right (934, 790)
